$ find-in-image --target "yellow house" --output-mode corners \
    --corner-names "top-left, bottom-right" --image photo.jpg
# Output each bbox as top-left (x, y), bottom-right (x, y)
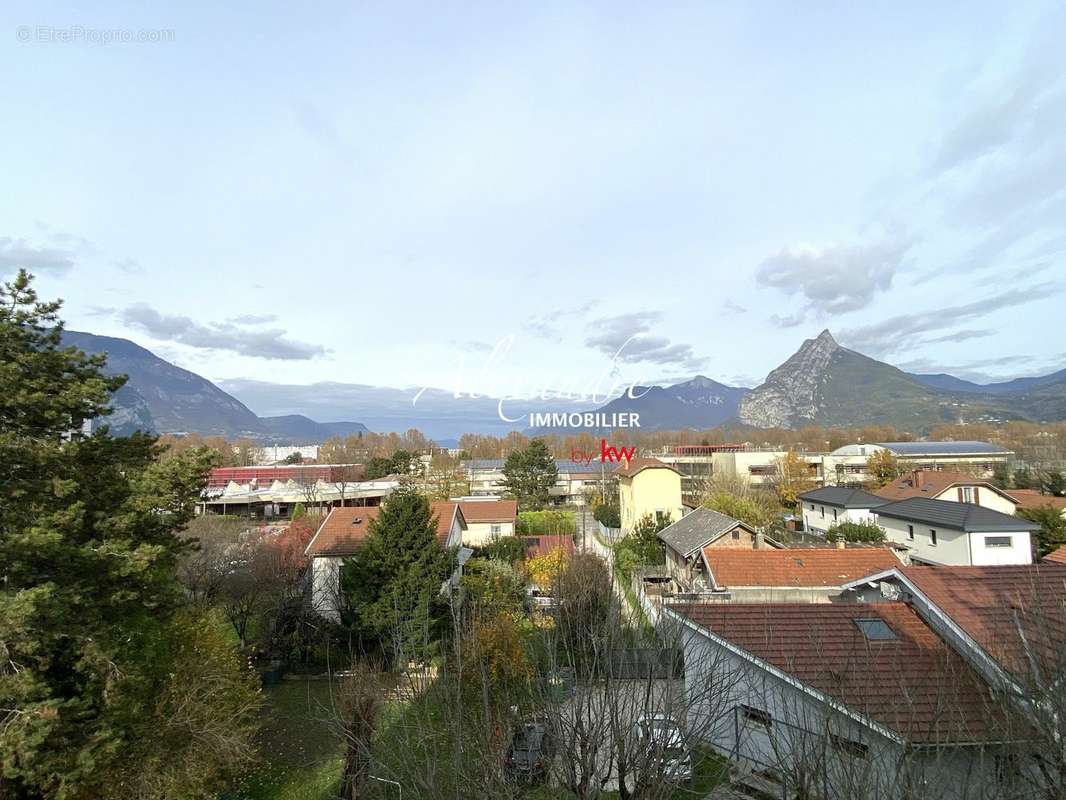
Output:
top-left (617, 457), bottom-right (683, 534)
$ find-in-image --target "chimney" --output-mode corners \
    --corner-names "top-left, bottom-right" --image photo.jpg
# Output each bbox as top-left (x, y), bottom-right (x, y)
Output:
top-left (754, 530), bottom-right (765, 549)
top-left (911, 469), bottom-right (924, 490)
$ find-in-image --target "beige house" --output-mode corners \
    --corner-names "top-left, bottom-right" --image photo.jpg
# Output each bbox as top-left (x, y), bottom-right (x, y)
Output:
top-left (876, 469), bottom-right (1018, 514)
top-left (455, 498), bottom-right (518, 545)
top-left (617, 458), bottom-right (683, 534)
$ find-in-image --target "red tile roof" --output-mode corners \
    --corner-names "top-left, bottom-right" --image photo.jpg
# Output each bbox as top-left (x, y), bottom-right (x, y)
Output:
top-left (1007, 489), bottom-right (1066, 512)
top-left (1044, 546), bottom-right (1066, 565)
top-left (702, 547), bottom-right (900, 589)
top-left (899, 564), bottom-right (1066, 681)
top-left (615, 457), bottom-right (680, 479)
top-left (306, 501), bottom-right (462, 557)
top-left (876, 470), bottom-right (1010, 503)
top-left (524, 534), bottom-right (575, 559)
top-left (457, 499), bottom-right (518, 523)
top-left (674, 602), bottom-right (998, 744)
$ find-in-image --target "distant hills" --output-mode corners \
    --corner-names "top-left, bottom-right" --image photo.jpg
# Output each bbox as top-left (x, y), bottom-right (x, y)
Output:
top-left (65, 328), bottom-right (1066, 440)
top-left (63, 331), bottom-right (368, 441)
top-left (737, 329), bottom-right (1066, 430)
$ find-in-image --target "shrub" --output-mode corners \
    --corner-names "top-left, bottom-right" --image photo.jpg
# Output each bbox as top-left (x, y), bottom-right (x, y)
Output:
top-left (826, 519), bottom-right (886, 543)
top-left (516, 510), bottom-right (576, 536)
top-left (592, 502), bottom-right (621, 529)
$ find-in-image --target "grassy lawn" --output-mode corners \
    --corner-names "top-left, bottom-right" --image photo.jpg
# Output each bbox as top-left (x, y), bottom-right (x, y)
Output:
top-left (223, 680), bottom-right (343, 800)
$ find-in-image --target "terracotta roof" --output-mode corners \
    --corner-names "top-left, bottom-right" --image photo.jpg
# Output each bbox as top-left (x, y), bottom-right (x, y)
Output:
top-left (614, 457), bottom-right (680, 479)
top-left (1008, 489), bottom-right (1066, 511)
top-left (674, 602), bottom-right (998, 744)
top-left (1044, 546), bottom-right (1066, 565)
top-left (702, 547), bottom-right (900, 590)
top-left (876, 470), bottom-right (1010, 503)
top-left (899, 564), bottom-right (1066, 682)
top-left (457, 499), bottom-right (518, 523)
top-left (306, 500), bottom-right (462, 557)
top-left (524, 534), bottom-right (575, 559)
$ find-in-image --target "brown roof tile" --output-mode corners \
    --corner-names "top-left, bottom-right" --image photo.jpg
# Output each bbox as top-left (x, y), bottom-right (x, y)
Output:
top-left (675, 602), bottom-right (998, 744)
top-left (614, 457), bottom-right (680, 479)
top-left (524, 534), bottom-right (575, 559)
top-left (1044, 546), bottom-right (1066, 565)
top-left (1007, 489), bottom-right (1066, 511)
top-left (899, 564), bottom-right (1066, 681)
top-left (306, 500), bottom-right (461, 557)
top-left (702, 547), bottom-right (900, 589)
top-left (457, 499), bottom-right (518, 523)
top-left (876, 470), bottom-right (1010, 503)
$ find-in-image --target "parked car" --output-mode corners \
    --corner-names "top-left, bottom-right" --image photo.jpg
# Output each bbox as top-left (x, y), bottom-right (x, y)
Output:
top-left (634, 715), bottom-right (693, 784)
top-left (526, 585), bottom-right (556, 610)
top-left (506, 721), bottom-right (555, 781)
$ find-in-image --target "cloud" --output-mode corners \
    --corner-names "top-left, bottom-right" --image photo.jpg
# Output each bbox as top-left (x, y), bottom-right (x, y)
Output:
top-left (839, 283), bottom-right (1061, 356)
top-left (721, 299), bottom-right (747, 314)
top-left (894, 354), bottom-right (1042, 383)
top-left (113, 258), bottom-right (142, 274)
top-left (120, 304), bottom-right (325, 360)
top-left (448, 339), bottom-right (494, 354)
top-left (227, 313), bottom-right (278, 325)
top-left (584, 311), bottom-right (706, 370)
top-left (757, 237), bottom-right (910, 322)
top-left (0, 237), bottom-right (77, 274)
top-left (769, 311), bottom-right (805, 328)
top-left (524, 300), bottom-right (597, 342)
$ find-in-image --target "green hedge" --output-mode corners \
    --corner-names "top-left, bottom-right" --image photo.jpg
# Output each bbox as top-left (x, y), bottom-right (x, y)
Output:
top-left (516, 510), bottom-right (576, 535)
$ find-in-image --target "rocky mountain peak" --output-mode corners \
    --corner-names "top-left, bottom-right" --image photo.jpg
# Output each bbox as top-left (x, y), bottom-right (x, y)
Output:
top-left (737, 329), bottom-right (840, 428)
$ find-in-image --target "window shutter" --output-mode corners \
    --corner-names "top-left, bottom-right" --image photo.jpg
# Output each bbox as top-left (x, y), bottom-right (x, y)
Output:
top-left (974, 487), bottom-right (980, 504)
top-left (957, 487), bottom-right (964, 502)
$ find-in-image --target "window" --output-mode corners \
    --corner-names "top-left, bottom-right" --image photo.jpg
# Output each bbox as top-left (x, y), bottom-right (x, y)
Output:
top-left (829, 733), bottom-right (868, 759)
top-left (490, 524), bottom-right (502, 539)
top-left (907, 524), bottom-right (914, 541)
top-left (731, 529), bottom-right (741, 540)
top-left (929, 529), bottom-right (937, 546)
top-left (832, 509), bottom-right (838, 521)
top-left (820, 506), bottom-right (825, 517)
top-left (741, 705), bottom-right (772, 728)
top-left (854, 618), bottom-right (897, 640)
top-left (810, 504), bottom-right (815, 511)
top-left (985, 536), bottom-right (1012, 548)
top-left (962, 487), bottom-right (973, 502)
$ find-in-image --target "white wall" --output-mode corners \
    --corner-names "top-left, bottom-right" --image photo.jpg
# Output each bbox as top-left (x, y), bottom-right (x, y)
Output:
top-left (310, 556), bottom-right (342, 622)
top-left (878, 516), bottom-right (1032, 566)
top-left (801, 502), bottom-right (877, 535)
top-left (463, 520), bottom-right (515, 546)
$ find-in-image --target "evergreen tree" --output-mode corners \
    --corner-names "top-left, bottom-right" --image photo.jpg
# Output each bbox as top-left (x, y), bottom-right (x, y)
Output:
top-left (341, 488), bottom-right (452, 664)
top-left (1018, 505), bottom-right (1066, 558)
top-left (0, 271), bottom-right (257, 799)
top-left (501, 439), bottom-right (558, 510)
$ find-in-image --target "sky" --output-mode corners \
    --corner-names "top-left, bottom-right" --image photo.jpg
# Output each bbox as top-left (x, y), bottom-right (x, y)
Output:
top-left (2, 1), bottom-right (1065, 413)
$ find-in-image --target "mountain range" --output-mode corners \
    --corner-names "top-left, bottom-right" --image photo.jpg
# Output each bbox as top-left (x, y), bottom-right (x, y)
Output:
top-left (66, 328), bottom-right (1066, 441)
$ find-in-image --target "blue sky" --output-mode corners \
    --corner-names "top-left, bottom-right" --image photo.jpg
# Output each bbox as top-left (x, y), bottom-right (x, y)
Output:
top-left (2, 1), bottom-right (1064, 408)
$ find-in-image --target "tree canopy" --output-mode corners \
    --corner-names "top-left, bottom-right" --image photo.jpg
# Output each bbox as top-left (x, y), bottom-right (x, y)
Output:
top-left (0, 271), bottom-right (258, 799)
top-left (501, 439), bottom-right (558, 510)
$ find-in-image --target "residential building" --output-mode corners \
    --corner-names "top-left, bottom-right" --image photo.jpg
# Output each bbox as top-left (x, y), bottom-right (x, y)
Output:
top-left (876, 469), bottom-right (1018, 513)
top-left (657, 507), bottom-right (777, 591)
top-left (461, 458), bottom-right (603, 505)
top-left (873, 497), bottom-right (1037, 566)
top-left (616, 458), bottom-right (683, 534)
top-left (698, 547), bottom-right (901, 603)
top-left (200, 472), bottom-right (395, 518)
top-left (798, 486), bottom-right (886, 535)
top-left (670, 602), bottom-right (1014, 799)
top-left (1043, 546), bottom-right (1066, 565)
top-left (523, 534), bottom-right (575, 559)
top-left (304, 500), bottom-right (466, 621)
top-left (1007, 489), bottom-right (1066, 519)
top-left (454, 497), bottom-right (518, 545)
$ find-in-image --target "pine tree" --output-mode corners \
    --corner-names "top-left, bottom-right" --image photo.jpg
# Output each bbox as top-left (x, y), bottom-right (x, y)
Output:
top-left (0, 271), bottom-right (257, 799)
top-left (501, 438), bottom-right (558, 510)
top-left (341, 488), bottom-right (451, 664)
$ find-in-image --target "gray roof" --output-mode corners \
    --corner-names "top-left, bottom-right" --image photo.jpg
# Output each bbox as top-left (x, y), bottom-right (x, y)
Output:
top-left (874, 497), bottom-right (1039, 533)
top-left (658, 507), bottom-right (751, 557)
top-left (798, 486), bottom-right (887, 509)
top-left (877, 441), bottom-right (1011, 456)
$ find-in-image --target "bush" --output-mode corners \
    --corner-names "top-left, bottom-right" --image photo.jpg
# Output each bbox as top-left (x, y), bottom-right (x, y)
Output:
top-left (483, 536), bottom-right (528, 563)
top-left (826, 519), bottom-right (886, 543)
top-left (592, 502), bottom-right (621, 529)
top-left (516, 510), bottom-right (575, 535)
top-left (703, 491), bottom-right (775, 529)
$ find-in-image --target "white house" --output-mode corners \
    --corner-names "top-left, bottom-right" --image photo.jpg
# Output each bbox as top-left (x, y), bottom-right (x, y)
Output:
top-left (797, 487), bottom-right (886, 535)
top-left (667, 602), bottom-right (1015, 799)
top-left (872, 497), bottom-right (1036, 566)
top-left (454, 498), bottom-right (518, 545)
top-left (304, 501), bottom-right (466, 621)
